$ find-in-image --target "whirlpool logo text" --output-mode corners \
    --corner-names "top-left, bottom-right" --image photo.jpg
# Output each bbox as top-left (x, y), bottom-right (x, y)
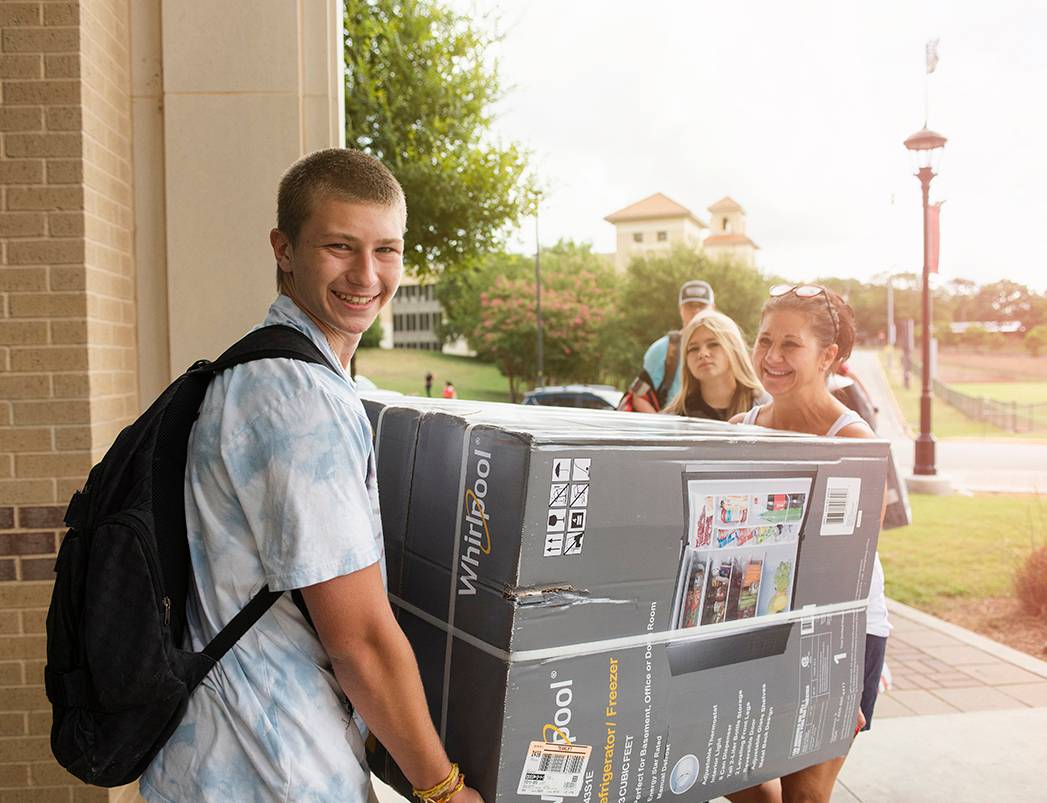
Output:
top-left (457, 447), bottom-right (492, 596)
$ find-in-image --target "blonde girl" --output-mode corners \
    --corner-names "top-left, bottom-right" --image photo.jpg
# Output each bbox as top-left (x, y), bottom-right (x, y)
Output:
top-left (663, 309), bottom-right (766, 420)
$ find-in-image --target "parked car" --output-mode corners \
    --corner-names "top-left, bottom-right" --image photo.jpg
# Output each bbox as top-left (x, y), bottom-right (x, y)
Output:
top-left (354, 374), bottom-right (404, 399)
top-left (521, 384), bottom-right (623, 411)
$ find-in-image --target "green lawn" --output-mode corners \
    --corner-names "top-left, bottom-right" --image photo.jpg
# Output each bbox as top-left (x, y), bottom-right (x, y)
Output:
top-left (354, 347), bottom-right (511, 402)
top-left (949, 382), bottom-right (1047, 404)
top-left (880, 493), bottom-right (1046, 611)
top-left (879, 352), bottom-right (1045, 439)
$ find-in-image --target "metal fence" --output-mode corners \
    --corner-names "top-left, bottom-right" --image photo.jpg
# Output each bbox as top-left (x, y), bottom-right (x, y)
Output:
top-left (932, 379), bottom-right (1047, 433)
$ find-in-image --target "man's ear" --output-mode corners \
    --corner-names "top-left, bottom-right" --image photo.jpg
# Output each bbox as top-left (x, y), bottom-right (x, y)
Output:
top-left (270, 228), bottom-right (293, 272)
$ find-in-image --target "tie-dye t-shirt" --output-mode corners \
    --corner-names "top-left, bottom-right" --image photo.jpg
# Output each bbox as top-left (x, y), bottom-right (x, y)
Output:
top-left (141, 295), bottom-right (384, 802)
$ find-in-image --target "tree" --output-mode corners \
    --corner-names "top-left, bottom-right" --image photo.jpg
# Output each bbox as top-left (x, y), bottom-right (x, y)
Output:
top-left (344, 0), bottom-right (535, 276)
top-left (815, 278), bottom-right (885, 344)
top-left (610, 247), bottom-right (769, 381)
top-left (968, 280), bottom-right (1043, 330)
top-left (359, 318), bottom-right (383, 349)
top-left (1025, 324), bottom-right (1047, 357)
top-left (960, 325), bottom-right (992, 352)
top-left (440, 242), bottom-right (619, 399)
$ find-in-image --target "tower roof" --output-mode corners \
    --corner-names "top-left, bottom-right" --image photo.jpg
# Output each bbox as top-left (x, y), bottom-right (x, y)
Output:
top-left (707, 196), bottom-right (745, 214)
top-left (703, 233), bottom-right (759, 250)
top-left (604, 193), bottom-right (706, 227)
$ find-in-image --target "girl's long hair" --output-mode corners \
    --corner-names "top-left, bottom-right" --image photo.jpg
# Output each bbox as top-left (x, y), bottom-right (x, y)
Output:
top-left (663, 309), bottom-right (765, 418)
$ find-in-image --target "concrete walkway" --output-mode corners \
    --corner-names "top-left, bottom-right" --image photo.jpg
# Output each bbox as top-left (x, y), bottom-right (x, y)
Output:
top-left (832, 600), bottom-right (1047, 802)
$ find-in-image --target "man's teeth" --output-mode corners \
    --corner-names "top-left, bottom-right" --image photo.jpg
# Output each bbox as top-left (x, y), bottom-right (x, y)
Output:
top-left (332, 290), bottom-right (373, 304)
top-left (764, 367), bottom-right (791, 377)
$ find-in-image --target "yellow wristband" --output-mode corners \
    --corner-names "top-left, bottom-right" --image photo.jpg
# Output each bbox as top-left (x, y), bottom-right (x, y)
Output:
top-left (442, 773), bottom-right (466, 802)
top-left (413, 763), bottom-right (459, 802)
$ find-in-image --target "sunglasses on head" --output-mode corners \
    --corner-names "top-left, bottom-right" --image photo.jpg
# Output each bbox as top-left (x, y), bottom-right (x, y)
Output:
top-left (768, 284), bottom-right (839, 342)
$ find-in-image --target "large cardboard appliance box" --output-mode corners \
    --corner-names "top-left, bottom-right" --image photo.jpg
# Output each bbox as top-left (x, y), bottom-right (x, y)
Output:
top-left (362, 398), bottom-right (888, 802)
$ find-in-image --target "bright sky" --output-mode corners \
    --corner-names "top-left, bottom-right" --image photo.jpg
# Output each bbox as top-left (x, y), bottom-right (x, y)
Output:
top-left (458, 0), bottom-right (1047, 291)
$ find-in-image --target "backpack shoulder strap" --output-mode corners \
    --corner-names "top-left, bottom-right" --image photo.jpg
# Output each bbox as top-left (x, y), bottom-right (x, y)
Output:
top-left (656, 330), bottom-right (682, 407)
top-left (199, 323), bottom-right (340, 376)
top-left (164, 324), bottom-right (337, 673)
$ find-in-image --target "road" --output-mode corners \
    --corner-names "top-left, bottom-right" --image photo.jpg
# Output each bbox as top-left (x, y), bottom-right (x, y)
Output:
top-left (848, 349), bottom-right (1047, 494)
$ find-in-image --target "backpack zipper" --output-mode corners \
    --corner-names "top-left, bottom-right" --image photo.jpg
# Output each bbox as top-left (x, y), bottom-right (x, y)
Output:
top-left (99, 510), bottom-right (171, 630)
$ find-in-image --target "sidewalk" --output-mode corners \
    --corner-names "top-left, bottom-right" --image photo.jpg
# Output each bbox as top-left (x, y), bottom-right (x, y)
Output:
top-left (832, 600), bottom-right (1047, 802)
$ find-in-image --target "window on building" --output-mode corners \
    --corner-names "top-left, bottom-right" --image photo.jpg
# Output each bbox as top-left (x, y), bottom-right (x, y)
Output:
top-left (632, 232), bottom-right (643, 243)
top-left (657, 231), bottom-right (668, 242)
top-left (723, 217), bottom-right (730, 233)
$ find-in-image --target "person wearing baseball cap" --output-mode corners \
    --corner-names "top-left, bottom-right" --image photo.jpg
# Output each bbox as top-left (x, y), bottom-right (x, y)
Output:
top-left (678, 279), bottom-right (714, 308)
top-left (621, 279), bottom-right (715, 413)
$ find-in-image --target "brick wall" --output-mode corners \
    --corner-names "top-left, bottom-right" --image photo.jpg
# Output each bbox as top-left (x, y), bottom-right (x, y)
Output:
top-left (1, 0), bottom-right (134, 799)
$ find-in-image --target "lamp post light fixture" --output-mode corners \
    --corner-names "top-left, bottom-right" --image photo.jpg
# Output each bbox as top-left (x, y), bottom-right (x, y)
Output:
top-left (903, 127), bottom-right (947, 476)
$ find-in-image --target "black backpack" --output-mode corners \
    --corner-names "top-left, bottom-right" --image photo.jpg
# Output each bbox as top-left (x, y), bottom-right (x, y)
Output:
top-left (617, 330), bottom-right (682, 412)
top-left (44, 324), bottom-right (337, 787)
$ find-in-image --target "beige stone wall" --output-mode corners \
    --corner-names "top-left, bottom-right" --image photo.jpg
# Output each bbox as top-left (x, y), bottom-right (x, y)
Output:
top-left (0, 0), bottom-right (132, 798)
top-left (1, 1), bottom-right (345, 797)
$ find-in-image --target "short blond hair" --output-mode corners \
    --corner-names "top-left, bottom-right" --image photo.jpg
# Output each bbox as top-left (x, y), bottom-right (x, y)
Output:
top-left (274, 148), bottom-right (407, 292)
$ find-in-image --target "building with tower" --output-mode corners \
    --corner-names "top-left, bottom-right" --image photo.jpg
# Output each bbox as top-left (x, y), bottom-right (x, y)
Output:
top-left (603, 193), bottom-right (707, 272)
top-left (604, 193), bottom-right (759, 271)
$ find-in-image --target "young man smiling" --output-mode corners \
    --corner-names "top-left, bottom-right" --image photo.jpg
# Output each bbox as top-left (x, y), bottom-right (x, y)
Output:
top-left (142, 150), bottom-right (481, 803)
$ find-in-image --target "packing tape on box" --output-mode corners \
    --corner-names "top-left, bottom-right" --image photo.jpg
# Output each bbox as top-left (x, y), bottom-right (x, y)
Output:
top-left (391, 592), bottom-right (868, 666)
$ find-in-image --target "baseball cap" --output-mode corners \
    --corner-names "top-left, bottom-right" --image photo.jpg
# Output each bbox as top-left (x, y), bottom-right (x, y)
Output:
top-left (679, 280), bottom-right (714, 307)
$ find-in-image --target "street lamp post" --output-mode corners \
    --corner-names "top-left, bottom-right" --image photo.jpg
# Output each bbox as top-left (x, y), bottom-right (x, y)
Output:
top-left (903, 127), bottom-right (947, 476)
top-left (534, 203), bottom-right (544, 388)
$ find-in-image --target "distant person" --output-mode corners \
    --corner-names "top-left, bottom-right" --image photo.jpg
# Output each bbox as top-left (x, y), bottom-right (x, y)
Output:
top-left (621, 279), bottom-right (714, 412)
top-left (443, 380), bottom-right (457, 399)
top-left (729, 284), bottom-right (889, 803)
top-left (662, 309), bottom-right (767, 420)
top-left (425, 371), bottom-right (434, 397)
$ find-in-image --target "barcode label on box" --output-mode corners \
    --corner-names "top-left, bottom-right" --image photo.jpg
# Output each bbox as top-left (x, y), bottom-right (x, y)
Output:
top-left (820, 477), bottom-right (861, 536)
top-left (517, 740), bottom-right (592, 797)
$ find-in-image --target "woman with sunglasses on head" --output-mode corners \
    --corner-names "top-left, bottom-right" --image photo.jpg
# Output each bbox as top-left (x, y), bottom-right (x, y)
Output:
top-left (728, 284), bottom-right (889, 803)
top-left (662, 309), bottom-right (768, 421)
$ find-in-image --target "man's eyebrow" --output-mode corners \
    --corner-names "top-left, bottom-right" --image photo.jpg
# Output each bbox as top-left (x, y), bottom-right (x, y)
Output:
top-left (318, 232), bottom-right (404, 244)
